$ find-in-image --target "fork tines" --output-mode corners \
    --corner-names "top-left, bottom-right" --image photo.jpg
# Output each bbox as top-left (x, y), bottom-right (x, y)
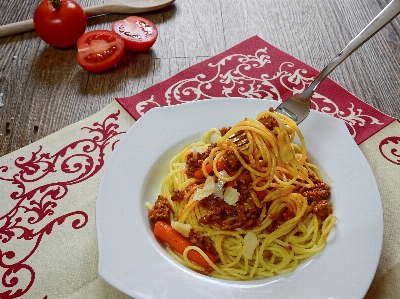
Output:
top-left (228, 131), bottom-right (249, 150)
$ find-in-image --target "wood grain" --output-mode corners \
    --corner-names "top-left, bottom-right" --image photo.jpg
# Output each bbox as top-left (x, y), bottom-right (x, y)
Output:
top-left (0, 0), bottom-right (399, 162)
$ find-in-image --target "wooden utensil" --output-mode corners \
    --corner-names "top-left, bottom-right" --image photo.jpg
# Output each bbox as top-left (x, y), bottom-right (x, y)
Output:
top-left (0, 0), bottom-right (175, 38)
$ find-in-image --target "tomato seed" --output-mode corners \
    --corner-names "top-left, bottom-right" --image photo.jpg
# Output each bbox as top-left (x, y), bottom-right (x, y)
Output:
top-left (117, 25), bottom-right (141, 40)
top-left (85, 45), bottom-right (118, 62)
top-left (87, 34), bottom-right (116, 43)
top-left (136, 20), bottom-right (153, 35)
top-left (84, 33), bottom-right (118, 62)
top-left (118, 25), bottom-right (126, 33)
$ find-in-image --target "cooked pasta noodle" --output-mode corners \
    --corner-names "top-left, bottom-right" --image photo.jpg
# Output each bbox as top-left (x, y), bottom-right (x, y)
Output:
top-left (148, 108), bottom-right (336, 280)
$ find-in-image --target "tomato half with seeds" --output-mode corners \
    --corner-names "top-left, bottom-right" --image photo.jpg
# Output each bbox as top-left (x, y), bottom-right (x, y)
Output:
top-left (76, 30), bottom-right (124, 73)
top-left (112, 16), bottom-right (158, 52)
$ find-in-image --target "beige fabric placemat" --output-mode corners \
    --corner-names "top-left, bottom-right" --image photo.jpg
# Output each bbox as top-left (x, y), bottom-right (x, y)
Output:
top-left (0, 101), bottom-right (132, 299)
top-left (362, 120), bottom-right (400, 299)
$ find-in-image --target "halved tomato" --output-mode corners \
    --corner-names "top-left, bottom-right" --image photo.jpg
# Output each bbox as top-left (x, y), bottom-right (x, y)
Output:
top-left (112, 16), bottom-right (158, 52)
top-left (76, 30), bottom-right (124, 73)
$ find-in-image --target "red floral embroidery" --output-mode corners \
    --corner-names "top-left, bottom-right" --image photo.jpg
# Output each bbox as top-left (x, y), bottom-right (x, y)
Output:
top-left (117, 36), bottom-right (394, 145)
top-left (379, 136), bottom-right (400, 165)
top-left (0, 111), bottom-right (125, 298)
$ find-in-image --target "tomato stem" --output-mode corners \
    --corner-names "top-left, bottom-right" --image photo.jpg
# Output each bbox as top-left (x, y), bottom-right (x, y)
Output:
top-left (50, 0), bottom-right (62, 9)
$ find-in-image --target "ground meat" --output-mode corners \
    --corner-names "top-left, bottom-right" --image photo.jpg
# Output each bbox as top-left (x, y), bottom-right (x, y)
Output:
top-left (222, 149), bottom-right (250, 172)
top-left (171, 190), bottom-right (185, 202)
top-left (267, 206), bottom-right (296, 232)
top-left (226, 169), bottom-right (253, 194)
top-left (185, 143), bottom-right (217, 178)
top-left (298, 173), bottom-right (330, 201)
top-left (199, 195), bottom-right (262, 231)
top-left (219, 127), bottom-right (231, 136)
top-left (223, 149), bottom-right (241, 172)
top-left (258, 107), bottom-right (279, 130)
top-left (236, 170), bottom-right (253, 193)
top-left (282, 207), bottom-right (296, 222)
top-left (312, 199), bottom-right (332, 218)
top-left (199, 194), bottom-right (220, 209)
top-left (229, 204), bottom-right (261, 230)
top-left (148, 196), bottom-right (172, 223)
top-left (189, 231), bottom-right (217, 256)
top-left (269, 207), bottom-right (296, 223)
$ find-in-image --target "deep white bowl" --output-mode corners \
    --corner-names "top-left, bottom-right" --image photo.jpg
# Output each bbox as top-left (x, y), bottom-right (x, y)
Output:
top-left (96, 98), bottom-right (383, 299)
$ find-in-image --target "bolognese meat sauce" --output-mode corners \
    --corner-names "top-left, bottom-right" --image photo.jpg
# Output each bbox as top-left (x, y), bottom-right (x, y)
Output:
top-left (185, 143), bottom-right (217, 178)
top-left (149, 118), bottom-right (333, 233)
top-left (148, 195), bottom-right (172, 223)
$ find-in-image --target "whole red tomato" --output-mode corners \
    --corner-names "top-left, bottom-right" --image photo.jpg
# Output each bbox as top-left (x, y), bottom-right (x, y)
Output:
top-left (33, 0), bottom-right (87, 48)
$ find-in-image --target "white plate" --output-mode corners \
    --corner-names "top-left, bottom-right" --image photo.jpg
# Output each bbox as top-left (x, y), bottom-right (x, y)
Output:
top-left (96, 98), bottom-right (383, 299)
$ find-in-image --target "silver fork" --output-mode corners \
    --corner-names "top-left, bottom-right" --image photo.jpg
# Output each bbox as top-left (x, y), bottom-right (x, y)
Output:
top-left (275, 0), bottom-right (400, 125)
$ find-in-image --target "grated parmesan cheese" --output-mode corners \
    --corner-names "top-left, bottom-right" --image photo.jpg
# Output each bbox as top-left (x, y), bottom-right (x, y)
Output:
top-left (214, 170), bottom-right (229, 198)
top-left (218, 170), bottom-right (230, 179)
top-left (210, 131), bottom-right (223, 143)
top-left (223, 186), bottom-right (240, 205)
top-left (190, 146), bottom-right (206, 154)
top-left (243, 232), bottom-right (259, 259)
top-left (171, 221), bottom-right (192, 237)
top-left (193, 176), bottom-right (215, 201)
top-left (192, 172), bottom-right (237, 202)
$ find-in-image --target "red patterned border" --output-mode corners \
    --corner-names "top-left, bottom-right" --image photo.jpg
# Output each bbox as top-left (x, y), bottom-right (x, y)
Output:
top-left (379, 128), bottom-right (400, 165)
top-left (0, 111), bottom-right (125, 298)
top-left (117, 36), bottom-right (395, 144)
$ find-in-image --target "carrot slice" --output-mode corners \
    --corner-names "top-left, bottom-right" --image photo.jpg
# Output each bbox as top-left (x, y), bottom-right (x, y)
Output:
top-left (193, 168), bottom-right (205, 179)
top-left (193, 160), bottom-right (226, 179)
top-left (256, 190), bottom-right (267, 199)
top-left (154, 221), bottom-right (216, 269)
top-left (216, 160), bottom-right (226, 171)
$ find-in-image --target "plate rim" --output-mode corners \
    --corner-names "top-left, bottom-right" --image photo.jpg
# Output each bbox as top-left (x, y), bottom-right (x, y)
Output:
top-left (96, 97), bottom-right (383, 299)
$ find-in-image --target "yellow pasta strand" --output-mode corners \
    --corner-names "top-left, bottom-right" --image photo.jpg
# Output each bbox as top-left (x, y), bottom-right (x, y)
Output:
top-left (151, 109), bottom-right (336, 280)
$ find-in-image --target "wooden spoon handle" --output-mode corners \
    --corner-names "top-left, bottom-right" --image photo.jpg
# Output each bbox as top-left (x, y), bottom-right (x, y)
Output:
top-left (0, 19), bottom-right (35, 38)
top-left (0, 0), bottom-right (174, 38)
top-left (0, 2), bottom-right (116, 38)
top-left (84, 3), bottom-right (117, 17)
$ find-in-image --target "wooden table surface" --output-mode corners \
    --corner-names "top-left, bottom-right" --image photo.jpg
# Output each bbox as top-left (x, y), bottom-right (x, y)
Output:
top-left (0, 0), bottom-right (400, 298)
top-left (0, 0), bottom-right (399, 159)
top-left (0, 1), bottom-right (399, 298)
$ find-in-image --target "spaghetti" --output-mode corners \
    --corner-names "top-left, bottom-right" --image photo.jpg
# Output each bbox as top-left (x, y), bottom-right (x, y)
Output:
top-left (147, 108), bottom-right (336, 280)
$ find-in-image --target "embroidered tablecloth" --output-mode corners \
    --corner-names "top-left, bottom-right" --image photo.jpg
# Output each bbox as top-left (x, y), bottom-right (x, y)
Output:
top-left (1, 36), bottom-right (399, 298)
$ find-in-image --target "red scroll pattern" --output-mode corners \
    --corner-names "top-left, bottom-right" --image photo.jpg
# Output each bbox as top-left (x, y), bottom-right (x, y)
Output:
top-left (117, 36), bottom-right (395, 145)
top-left (0, 111), bottom-right (125, 298)
top-left (379, 134), bottom-right (400, 165)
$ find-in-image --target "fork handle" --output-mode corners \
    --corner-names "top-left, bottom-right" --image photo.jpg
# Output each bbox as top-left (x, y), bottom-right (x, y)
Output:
top-left (299, 0), bottom-right (400, 100)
